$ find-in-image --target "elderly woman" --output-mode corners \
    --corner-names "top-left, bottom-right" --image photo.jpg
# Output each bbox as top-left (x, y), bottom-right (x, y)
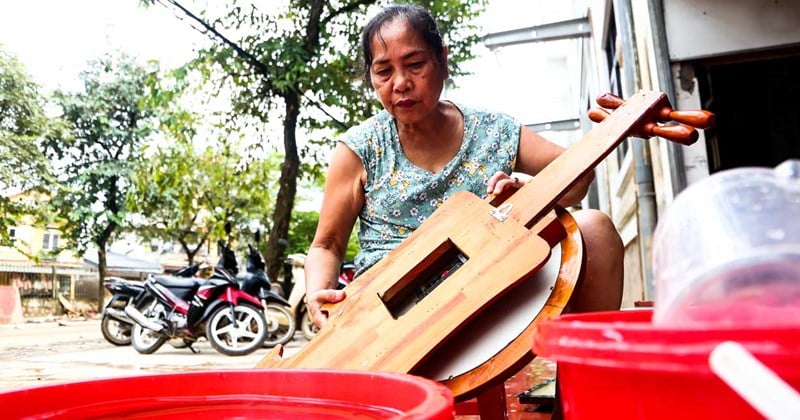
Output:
top-left (305, 4), bottom-right (623, 328)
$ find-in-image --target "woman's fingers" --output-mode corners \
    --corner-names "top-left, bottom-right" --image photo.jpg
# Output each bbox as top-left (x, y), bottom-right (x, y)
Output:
top-left (308, 289), bottom-right (346, 328)
top-left (486, 171), bottom-right (523, 194)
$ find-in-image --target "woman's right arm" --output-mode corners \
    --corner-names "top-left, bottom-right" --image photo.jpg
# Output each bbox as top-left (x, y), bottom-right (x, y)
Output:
top-left (304, 142), bottom-right (366, 328)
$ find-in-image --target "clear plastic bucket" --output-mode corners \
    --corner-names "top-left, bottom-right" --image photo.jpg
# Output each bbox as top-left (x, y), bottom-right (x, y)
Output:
top-left (652, 159), bottom-right (800, 326)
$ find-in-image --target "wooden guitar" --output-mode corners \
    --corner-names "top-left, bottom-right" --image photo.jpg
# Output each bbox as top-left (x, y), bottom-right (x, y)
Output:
top-left (257, 90), bottom-right (714, 400)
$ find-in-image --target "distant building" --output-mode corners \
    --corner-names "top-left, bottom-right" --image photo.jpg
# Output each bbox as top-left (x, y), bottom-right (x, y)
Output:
top-left (1, 193), bottom-right (177, 318)
top-left (0, 193), bottom-right (97, 317)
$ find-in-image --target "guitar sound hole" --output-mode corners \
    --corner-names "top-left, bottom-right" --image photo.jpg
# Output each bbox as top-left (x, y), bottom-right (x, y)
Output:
top-left (415, 252), bottom-right (467, 302)
top-left (380, 240), bottom-right (469, 319)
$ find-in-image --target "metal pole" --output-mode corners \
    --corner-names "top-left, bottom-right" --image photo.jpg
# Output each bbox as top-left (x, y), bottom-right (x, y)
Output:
top-left (613, 0), bottom-right (658, 299)
top-left (647, 0), bottom-right (688, 194)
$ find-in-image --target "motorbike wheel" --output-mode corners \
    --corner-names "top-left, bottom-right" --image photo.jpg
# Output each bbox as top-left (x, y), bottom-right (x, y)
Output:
top-left (300, 310), bottom-right (319, 341)
top-left (131, 297), bottom-right (168, 354)
top-left (206, 303), bottom-right (267, 356)
top-left (100, 315), bottom-right (132, 346)
top-left (262, 302), bottom-right (296, 347)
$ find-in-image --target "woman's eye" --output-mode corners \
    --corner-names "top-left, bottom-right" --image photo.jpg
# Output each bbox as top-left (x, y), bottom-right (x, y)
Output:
top-left (409, 62), bottom-right (424, 68)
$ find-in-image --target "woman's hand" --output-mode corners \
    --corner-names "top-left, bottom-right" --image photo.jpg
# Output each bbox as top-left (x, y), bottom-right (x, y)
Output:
top-left (307, 288), bottom-right (347, 328)
top-left (486, 171), bottom-right (527, 195)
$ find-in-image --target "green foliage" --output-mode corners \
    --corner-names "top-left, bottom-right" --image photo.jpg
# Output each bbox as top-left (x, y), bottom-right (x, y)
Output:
top-left (344, 222), bottom-right (360, 261)
top-left (286, 210), bottom-right (317, 255)
top-left (286, 210), bottom-right (359, 261)
top-left (41, 52), bottom-right (159, 256)
top-left (172, 0), bottom-right (486, 165)
top-left (0, 45), bottom-right (53, 244)
top-left (144, 0), bottom-right (486, 280)
top-left (128, 133), bottom-right (281, 264)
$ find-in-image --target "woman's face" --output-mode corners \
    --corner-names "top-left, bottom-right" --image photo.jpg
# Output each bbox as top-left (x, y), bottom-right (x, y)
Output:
top-left (368, 19), bottom-right (447, 125)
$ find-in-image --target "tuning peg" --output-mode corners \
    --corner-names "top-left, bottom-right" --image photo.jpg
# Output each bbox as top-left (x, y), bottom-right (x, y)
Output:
top-left (596, 93), bottom-right (715, 130)
top-left (658, 108), bottom-right (715, 129)
top-left (643, 122), bottom-right (698, 145)
top-left (596, 93), bottom-right (624, 110)
top-left (590, 105), bottom-right (697, 144)
top-left (588, 107), bottom-right (610, 123)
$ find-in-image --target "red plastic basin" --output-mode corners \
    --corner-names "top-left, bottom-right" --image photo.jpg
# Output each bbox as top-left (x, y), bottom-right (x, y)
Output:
top-left (0, 369), bottom-right (454, 419)
top-left (533, 309), bottom-right (800, 419)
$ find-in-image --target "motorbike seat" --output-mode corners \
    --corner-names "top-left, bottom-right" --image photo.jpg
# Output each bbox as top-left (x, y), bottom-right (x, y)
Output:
top-left (153, 275), bottom-right (204, 289)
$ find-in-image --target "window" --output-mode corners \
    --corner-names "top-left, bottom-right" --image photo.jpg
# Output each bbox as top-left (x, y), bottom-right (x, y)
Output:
top-left (17, 273), bottom-right (53, 298)
top-left (42, 232), bottom-right (59, 251)
top-left (8, 228), bottom-right (15, 243)
top-left (57, 275), bottom-right (71, 297)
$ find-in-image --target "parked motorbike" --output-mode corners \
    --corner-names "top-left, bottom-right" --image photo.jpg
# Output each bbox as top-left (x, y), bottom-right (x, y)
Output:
top-left (100, 263), bottom-right (202, 346)
top-left (100, 277), bottom-right (144, 346)
top-left (240, 243), bottom-right (296, 347)
top-left (282, 254), bottom-right (355, 340)
top-left (125, 240), bottom-right (268, 356)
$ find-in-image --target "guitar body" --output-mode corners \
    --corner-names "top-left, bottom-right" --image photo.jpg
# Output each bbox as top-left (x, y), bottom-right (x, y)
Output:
top-left (264, 191), bottom-right (554, 373)
top-left (257, 90), bottom-right (713, 400)
top-left (413, 207), bottom-right (584, 400)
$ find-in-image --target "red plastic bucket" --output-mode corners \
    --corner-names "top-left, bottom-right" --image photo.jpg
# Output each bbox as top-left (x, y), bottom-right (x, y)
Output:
top-left (0, 369), bottom-right (454, 419)
top-left (533, 309), bottom-right (800, 419)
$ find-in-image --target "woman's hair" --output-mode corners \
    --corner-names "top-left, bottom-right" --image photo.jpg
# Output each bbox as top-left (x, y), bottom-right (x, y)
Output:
top-left (361, 4), bottom-right (445, 82)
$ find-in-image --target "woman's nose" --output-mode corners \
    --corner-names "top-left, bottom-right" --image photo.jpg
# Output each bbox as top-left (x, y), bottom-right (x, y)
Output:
top-left (393, 71), bottom-right (412, 92)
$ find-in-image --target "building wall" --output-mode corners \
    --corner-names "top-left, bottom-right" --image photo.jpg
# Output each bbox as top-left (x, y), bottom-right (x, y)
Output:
top-left (621, 235), bottom-right (644, 308)
top-left (662, 0), bottom-right (800, 61)
top-left (583, 0), bottom-right (650, 305)
top-left (583, 0), bottom-right (798, 305)
top-left (583, 0), bottom-right (711, 303)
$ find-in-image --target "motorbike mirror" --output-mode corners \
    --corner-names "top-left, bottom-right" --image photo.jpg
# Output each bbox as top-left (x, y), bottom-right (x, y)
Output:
top-left (246, 244), bottom-right (266, 272)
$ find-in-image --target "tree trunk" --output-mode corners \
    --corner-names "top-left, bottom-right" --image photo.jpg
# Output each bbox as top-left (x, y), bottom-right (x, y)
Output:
top-left (95, 217), bottom-right (116, 313)
top-left (179, 238), bottom-right (203, 266)
top-left (96, 242), bottom-right (108, 313)
top-left (265, 92), bottom-right (300, 283)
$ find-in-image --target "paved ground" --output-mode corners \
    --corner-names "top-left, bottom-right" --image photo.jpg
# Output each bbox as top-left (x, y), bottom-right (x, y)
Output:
top-left (0, 318), bottom-right (557, 419)
top-left (0, 317), bottom-right (308, 392)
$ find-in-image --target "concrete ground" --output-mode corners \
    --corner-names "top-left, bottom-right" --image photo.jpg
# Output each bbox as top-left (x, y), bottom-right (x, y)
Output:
top-left (0, 317), bottom-right (308, 392)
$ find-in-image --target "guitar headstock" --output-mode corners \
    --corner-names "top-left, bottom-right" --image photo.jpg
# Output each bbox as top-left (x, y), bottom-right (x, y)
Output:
top-left (587, 93), bottom-right (715, 145)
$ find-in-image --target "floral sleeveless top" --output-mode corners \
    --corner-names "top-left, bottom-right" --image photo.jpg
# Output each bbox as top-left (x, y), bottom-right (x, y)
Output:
top-left (341, 103), bottom-right (521, 276)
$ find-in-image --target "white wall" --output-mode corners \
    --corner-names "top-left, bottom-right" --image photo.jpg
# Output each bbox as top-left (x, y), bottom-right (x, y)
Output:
top-left (663, 0), bottom-right (800, 60)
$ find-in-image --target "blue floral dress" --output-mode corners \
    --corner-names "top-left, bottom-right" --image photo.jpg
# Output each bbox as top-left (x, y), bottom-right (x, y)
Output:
top-left (341, 102), bottom-right (521, 275)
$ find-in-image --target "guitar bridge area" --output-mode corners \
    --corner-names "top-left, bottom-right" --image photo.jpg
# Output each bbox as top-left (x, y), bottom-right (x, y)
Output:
top-left (379, 239), bottom-right (469, 319)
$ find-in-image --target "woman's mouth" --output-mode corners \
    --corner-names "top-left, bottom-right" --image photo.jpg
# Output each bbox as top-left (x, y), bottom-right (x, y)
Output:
top-left (395, 99), bottom-right (417, 108)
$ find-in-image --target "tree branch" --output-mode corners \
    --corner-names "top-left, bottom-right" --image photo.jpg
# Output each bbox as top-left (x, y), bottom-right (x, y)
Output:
top-left (154, 0), bottom-right (349, 130)
top-left (156, 0), bottom-right (273, 90)
top-left (305, 0), bottom-right (325, 49)
top-left (322, 0), bottom-right (375, 26)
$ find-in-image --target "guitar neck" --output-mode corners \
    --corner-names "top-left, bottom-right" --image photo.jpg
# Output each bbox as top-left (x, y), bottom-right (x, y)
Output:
top-left (504, 90), bottom-right (669, 227)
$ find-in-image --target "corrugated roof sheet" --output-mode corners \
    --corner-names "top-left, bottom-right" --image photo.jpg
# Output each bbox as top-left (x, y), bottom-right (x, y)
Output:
top-left (83, 251), bottom-right (163, 274)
